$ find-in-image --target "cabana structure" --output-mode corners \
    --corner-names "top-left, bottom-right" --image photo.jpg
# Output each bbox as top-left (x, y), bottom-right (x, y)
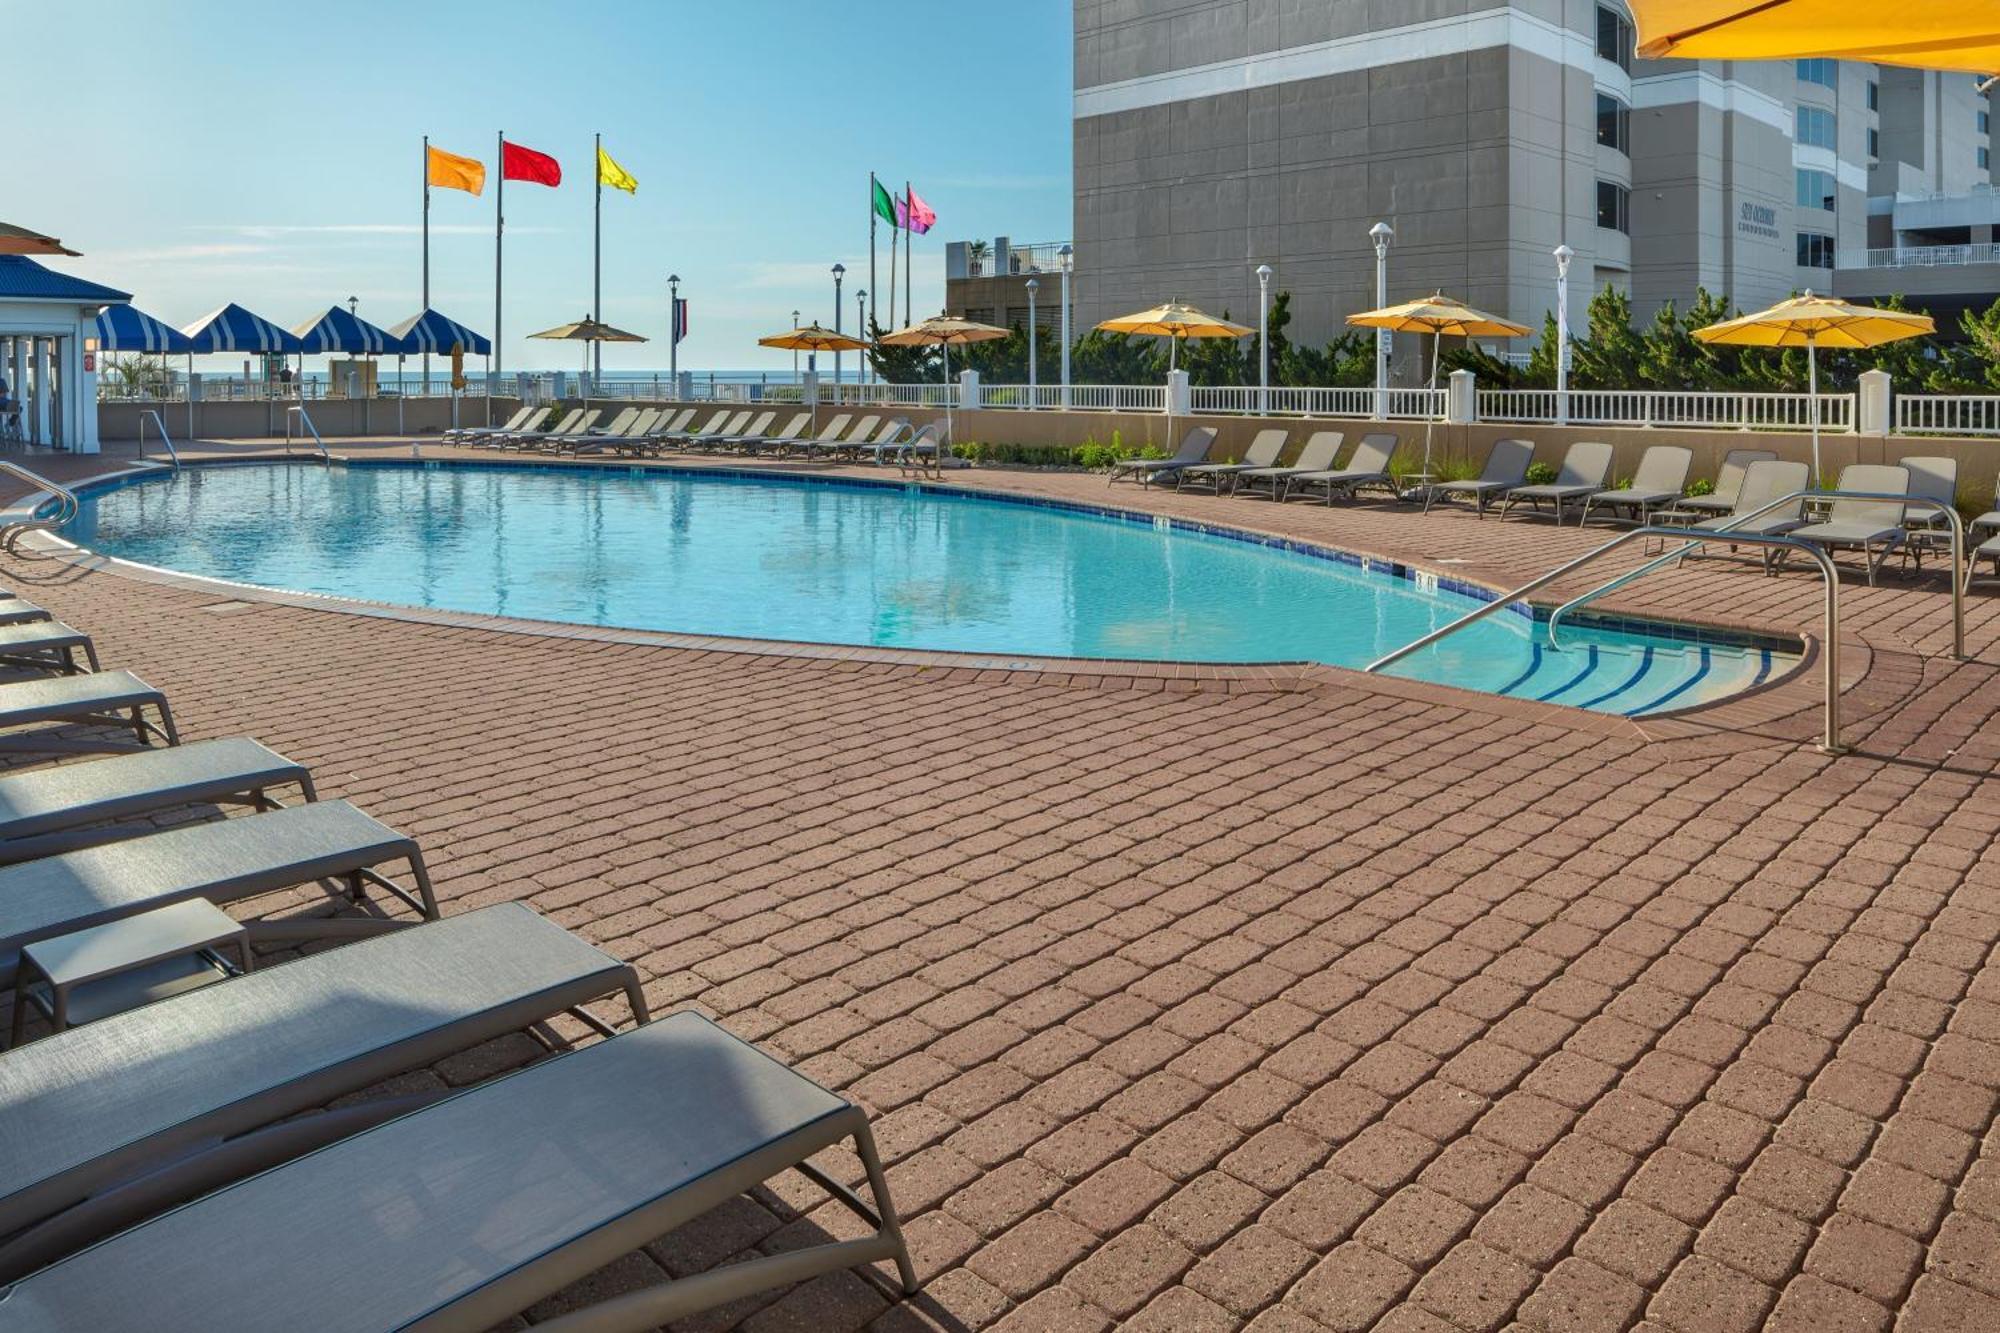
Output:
top-left (0, 256), bottom-right (128, 453)
top-left (95, 304), bottom-right (196, 440)
top-left (390, 307), bottom-right (493, 426)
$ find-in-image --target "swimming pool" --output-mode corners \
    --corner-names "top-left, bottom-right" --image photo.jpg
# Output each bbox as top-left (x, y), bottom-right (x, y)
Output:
top-left (59, 461), bottom-right (1797, 716)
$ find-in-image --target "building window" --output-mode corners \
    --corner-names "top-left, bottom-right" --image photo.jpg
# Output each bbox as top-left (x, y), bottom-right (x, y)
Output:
top-left (1868, 127), bottom-right (1879, 158)
top-left (1983, 146), bottom-right (1993, 170)
top-left (1596, 180), bottom-right (1630, 233)
top-left (1595, 6), bottom-right (1632, 73)
top-left (1795, 168), bottom-right (1836, 211)
top-left (1796, 106), bottom-right (1837, 150)
top-left (1596, 93), bottom-right (1631, 153)
top-left (1867, 80), bottom-right (1878, 111)
top-left (1796, 232), bottom-right (1836, 268)
top-left (1796, 58), bottom-right (1837, 89)
top-left (1981, 110), bottom-right (1991, 135)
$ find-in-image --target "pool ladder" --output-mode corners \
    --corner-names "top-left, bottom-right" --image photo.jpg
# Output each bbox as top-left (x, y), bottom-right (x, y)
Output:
top-left (1366, 491), bottom-right (1970, 757)
top-left (285, 406), bottom-right (330, 463)
top-left (0, 460), bottom-right (79, 556)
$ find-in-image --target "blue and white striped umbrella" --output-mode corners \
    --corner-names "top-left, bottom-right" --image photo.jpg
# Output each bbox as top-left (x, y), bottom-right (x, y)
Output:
top-left (95, 304), bottom-right (195, 354)
top-left (181, 302), bottom-right (303, 354)
top-left (293, 305), bottom-right (407, 355)
top-left (388, 307), bottom-right (492, 357)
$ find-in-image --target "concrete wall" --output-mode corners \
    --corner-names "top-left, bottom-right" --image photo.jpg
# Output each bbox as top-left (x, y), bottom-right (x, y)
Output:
top-left (99, 396), bottom-right (519, 443)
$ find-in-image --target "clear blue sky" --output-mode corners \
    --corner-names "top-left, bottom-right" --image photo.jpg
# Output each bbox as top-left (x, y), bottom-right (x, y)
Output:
top-left (22, 0), bottom-right (1071, 372)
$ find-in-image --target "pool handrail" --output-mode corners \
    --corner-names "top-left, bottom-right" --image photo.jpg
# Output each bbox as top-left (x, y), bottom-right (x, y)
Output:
top-left (285, 405), bottom-right (329, 463)
top-left (0, 461), bottom-right (79, 555)
top-left (138, 409), bottom-right (180, 468)
top-left (1364, 524), bottom-right (1849, 754)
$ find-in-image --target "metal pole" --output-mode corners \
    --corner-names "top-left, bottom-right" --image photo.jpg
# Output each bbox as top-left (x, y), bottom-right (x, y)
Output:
top-left (1026, 278), bottom-right (1038, 405)
top-left (1808, 334), bottom-right (1821, 484)
top-left (833, 264), bottom-right (845, 387)
top-left (422, 135), bottom-right (431, 392)
top-left (593, 131), bottom-right (602, 390)
top-left (1554, 244), bottom-right (1573, 426)
top-left (494, 131), bottom-right (504, 381)
top-left (1059, 244), bottom-right (1073, 409)
top-left (1256, 263), bottom-right (1272, 415)
top-left (857, 290), bottom-right (867, 386)
top-left (668, 275), bottom-right (679, 393)
top-left (791, 308), bottom-right (799, 384)
top-left (1370, 222), bottom-right (1393, 420)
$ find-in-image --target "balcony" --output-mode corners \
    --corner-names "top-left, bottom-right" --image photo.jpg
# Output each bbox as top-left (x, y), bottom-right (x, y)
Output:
top-left (1837, 243), bottom-right (2000, 270)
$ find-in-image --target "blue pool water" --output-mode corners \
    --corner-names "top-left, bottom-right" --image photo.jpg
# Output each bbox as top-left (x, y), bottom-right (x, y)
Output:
top-left (60, 462), bottom-right (1796, 716)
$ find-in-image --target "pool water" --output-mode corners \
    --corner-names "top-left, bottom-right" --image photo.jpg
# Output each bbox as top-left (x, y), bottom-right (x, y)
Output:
top-left (61, 462), bottom-right (1795, 716)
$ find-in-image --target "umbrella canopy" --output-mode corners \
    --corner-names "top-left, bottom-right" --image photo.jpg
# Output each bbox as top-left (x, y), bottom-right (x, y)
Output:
top-left (94, 305), bottom-right (195, 354)
top-left (759, 324), bottom-right (870, 352)
top-left (527, 315), bottom-right (648, 344)
top-left (876, 315), bottom-right (1010, 474)
top-left (1690, 292), bottom-right (1936, 349)
top-left (1630, 1), bottom-right (2000, 75)
top-left (1344, 293), bottom-right (1532, 339)
top-left (181, 303), bottom-right (303, 355)
top-left (293, 305), bottom-right (408, 356)
top-left (1095, 302), bottom-right (1254, 340)
top-left (389, 308), bottom-right (492, 357)
top-left (0, 222), bottom-right (79, 257)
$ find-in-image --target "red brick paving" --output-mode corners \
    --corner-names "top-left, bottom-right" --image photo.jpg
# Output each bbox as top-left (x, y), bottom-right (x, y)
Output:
top-left (6, 440), bottom-right (2000, 1330)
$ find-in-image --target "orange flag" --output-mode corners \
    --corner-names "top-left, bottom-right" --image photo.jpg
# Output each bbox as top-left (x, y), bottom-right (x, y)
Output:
top-left (426, 145), bottom-right (485, 196)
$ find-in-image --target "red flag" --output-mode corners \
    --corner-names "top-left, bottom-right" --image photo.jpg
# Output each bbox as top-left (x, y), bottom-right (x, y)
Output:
top-left (501, 140), bottom-right (561, 187)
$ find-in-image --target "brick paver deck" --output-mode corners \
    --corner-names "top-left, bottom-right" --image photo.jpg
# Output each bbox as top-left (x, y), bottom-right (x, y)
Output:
top-left (7, 441), bottom-right (2000, 1332)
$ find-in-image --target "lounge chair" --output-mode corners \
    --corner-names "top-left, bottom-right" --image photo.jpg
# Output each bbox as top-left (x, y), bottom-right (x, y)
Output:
top-left (854, 419), bottom-right (919, 464)
top-left (642, 408), bottom-right (731, 453)
top-left (893, 423), bottom-right (948, 475)
top-left (0, 903), bottom-right (647, 1278)
top-left (0, 799), bottom-right (438, 990)
top-left (558, 407), bottom-right (665, 456)
top-left (1282, 435), bottom-right (1399, 504)
top-left (480, 407), bottom-right (574, 450)
top-left (0, 1012), bottom-right (917, 1332)
top-left (0, 736), bottom-right (314, 863)
top-left (1664, 449), bottom-right (1779, 519)
top-left (1779, 463), bottom-right (1910, 585)
top-left (777, 413), bottom-right (852, 458)
top-left (510, 408), bottom-right (603, 451)
top-left (732, 411), bottom-right (812, 456)
top-left (1682, 460), bottom-right (1811, 572)
top-left (1425, 438), bottom-right (1534, 516)
top-left (1107, 427), bottom-right (1219, 487)
top-left (1895, 455), bottom-right (1960, 572)
top-left (1499, 440), bottom-right (1615, 523)
top-left (1580, 445), bottom-right (1694, 527)
top-left (0, 620), bottom-right (100, 675)
top-left (447, 405), bottom-right (542, 445)
top-left (0, 672), bottom-right (177, 748)
top-left (1233, 431), bottom-right (1344, 500)
top-left (0, 600), bottom-right (50, 627)
top-left (1175, 428), bottom-right (1288, 494)
top-left (709, 409), bottom-right (778, 451)
top-left (803, 414), bottom-right (883, 460)
top-left (675, 409), bottom-right (752, 452)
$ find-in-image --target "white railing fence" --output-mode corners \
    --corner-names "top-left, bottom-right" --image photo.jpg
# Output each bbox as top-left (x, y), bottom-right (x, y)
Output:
top-left (1480, 389), bottom-right (1854, 431)
top-left (1895, 395), bottom-right (2000, 437)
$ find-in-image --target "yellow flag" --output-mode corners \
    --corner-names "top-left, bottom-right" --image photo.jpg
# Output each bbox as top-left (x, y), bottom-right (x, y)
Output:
top-left (597, 144), bottom-right (637, 194)
top-left (426, 145), bottom-right (485, 196)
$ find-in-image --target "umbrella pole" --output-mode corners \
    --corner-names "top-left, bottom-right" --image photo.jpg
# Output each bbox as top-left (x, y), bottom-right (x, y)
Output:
top-left (1807, 336), bottom-right (1820, 485)
top-left (1421, 332), bottom-right (1440, 484)
top-left (398, 355), bottom-right (405, 436)
top-left (941, 340), bottom-right (952, 478)
top-left (185, 353), bottom-right (194, 442)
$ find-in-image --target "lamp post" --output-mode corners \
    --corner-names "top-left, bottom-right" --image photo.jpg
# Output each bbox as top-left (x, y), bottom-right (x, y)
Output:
top-left (668, 274), bottom-right (681, 392)
top-left (1026, 277), bottom-right (1039, 404)
top-left (1553, 244), bottom-right (1574, 427)
top-left (1255, 263), bottom-right (1273, 415)
top-left (1058, 243), bottom-right (1073, 409)
top-left (347, 295), bottom-right (359, 318)
top-left (791, 308), bottom-right (800, 384)
top-left (1369, 222), bottom-right (1394, 419)
top-left (856, 289), bottom-right (867, 387)
top-left (832, 263), bottom-right (846, 387)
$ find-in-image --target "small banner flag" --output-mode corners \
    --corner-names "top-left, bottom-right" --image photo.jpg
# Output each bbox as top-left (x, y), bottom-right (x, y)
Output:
top-left (671, 298), bottom-right (688, 346)
top-left (597, 144), bottom-right (637, 194)
top-left (894, 194), bottom-right (909, 229)
top-left (501, 140), bottom-right (562, 187)
top-left (872, 178), bottom-right (898, 226)
top-left (906, 187), bottom-right (937, 234)
top-left (426, 145), bottom-right (486, 195)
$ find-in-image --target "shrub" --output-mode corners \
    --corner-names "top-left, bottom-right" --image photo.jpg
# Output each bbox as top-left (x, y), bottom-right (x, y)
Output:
top-left (1684, 477), bottom-right (1715, 498)
top-left (1524, 462), bottom-right (1558, 486)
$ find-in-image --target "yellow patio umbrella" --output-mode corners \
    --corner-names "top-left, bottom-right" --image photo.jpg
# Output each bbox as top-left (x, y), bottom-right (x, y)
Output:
top-left (1630, 2), bottom-right (2000, 76)
top-left (759, 324), bottom-right (872, 432)
top-left (877, 314), bottom-right (1010, 473)
top-left (528, 315), bottom-right (648, 410)
top-left (0, 222), bottom-right (79, 257)
top-left (1095, 301), bottom-right (1253, 375)
top-left (1346, 293), bottom-right (1532, 480)
top-left (1693, 291), bottom-right (1933, 480)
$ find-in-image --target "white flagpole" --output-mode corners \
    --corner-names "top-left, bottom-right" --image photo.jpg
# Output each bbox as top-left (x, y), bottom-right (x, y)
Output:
top-left (494, 131), bottom-right (505, 381)
top-left (593, 131), bottom-right (602, 389)
top-left (422, 135), bottom-right (431, 394)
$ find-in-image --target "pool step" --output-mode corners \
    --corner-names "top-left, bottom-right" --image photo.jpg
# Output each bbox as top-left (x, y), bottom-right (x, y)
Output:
top-left (1497, 641), bottom-right (1780, 716)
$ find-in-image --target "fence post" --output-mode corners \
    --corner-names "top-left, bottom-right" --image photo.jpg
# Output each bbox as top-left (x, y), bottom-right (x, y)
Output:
top-left (1166, 370), bottom-right (1190, 417)
top-left (1857, 369), bottom-right (1890, 437)
top-left (959, 369), bottom-right (981, 412)
top-left (1446, 369), bottom-right (1476, 425)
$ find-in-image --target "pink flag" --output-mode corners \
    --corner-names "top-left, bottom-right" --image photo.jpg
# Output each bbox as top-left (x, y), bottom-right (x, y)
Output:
top-left (894, 194), bottom-right (909, 229)
top-left (906, 187), bottom-right (936, 234)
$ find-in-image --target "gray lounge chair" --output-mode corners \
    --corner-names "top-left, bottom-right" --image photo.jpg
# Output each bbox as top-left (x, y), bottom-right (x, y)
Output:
top-left (644, 408), bottom-right (731, 453)
top-left (1425, 438), bottom-right (1534, 516)
top-left (1175, 428), bottom-right (1287, 493)
top-left (0, 672), bottom-right (177, 748)
top-left (677, 410), bottom-right (752, 452)
top-left (614, 407), bottom-right (696, 455)
top-left (733, 411), bottom-right (813, 456)
top-left (0, 737), bottom-right (314, 863)
top-left (481, 407), bottom-right (576, 450)
top-left (1108, 427), bottom-right (1219, 487)
top-left (894, 423), bottom-right (948, 475)
top-left (1580, 445), bottom-right (1694, 527)
top-left (1684, 460), bottom-right (1811, 572)
top-left (0, 903), bottom-right (647, 1278)
top-left (708, 409), bottom-right (778, 450)
top-left (1664, 449), bottom-right (1778, 519)
top-left (804, 414), bottom-right (884, 460)
top-left (1500, 440), bottom-right (1614, 523)
top-left (1232, 431), bottom-right (1344, 500)
top-left (1282, 435), bottom-right (1399, 504)
top-left (0, 800), bottom-right (438, 989)
top-left (0, 1012), bottom-right (916, 1333)
top-left (0, 601), bottom-right (47, 628)
top-left (854, 419), bottom-right (918, 464)
top-left (1781, 463), bottom-right (1910, 585)
top-left (453, 406), bottom-right (546, 446)
top-left (0, 620), bottom-right (100, 675)
top-left (559, 408), bottom-right (665, 456)
top-left (509, 408), bottom-right (603, 452)
top-left (778, 413), bottom-right (853, 458)
top-left (1895, 455), bottom-right (1959, 572)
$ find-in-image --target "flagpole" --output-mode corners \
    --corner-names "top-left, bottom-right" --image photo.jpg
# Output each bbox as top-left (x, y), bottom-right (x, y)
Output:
top-left (593, 131), bottom-right (602, 390)
top-left (905, 180), bottom-right (914, 320)
top-left (888, 215), bottom-right (898, 332)
top-left (869, 171), bottom-right (878, 343)
top-left (422, 135), bottom-right (431, 395)
top-left (494, 130), bottom-right (505, 381)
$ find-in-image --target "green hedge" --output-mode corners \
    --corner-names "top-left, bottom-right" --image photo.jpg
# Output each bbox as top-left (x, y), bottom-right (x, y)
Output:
top-left (949, 432), bottom-right (1168, 470)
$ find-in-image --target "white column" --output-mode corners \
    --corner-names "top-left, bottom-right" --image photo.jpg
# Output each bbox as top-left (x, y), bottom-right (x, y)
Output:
top-left (958, 368), bottom-right (980, 412)
top-left (1166, 369), bottom-right (1190, 417)
top-left (1857, 368), bottom-right (1891, 437)
top-left (31, 339), bottom-right (52, 445)
top-left (1446, 369), bottom-right (1477, 425)
top-left (73, 334), bottom-right (100, 454)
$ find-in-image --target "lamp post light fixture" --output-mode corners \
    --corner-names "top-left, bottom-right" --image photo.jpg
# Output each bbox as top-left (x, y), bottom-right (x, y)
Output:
top-left (347, 295), bottom-right (359, 318)
top-left (1255, 263), bottom-right (1273, 415)
top-left (1553, 244), bottom-right (1574, 426)
top-left (1058, 243), bottom-right (1073, 409)
top-left (1369, 222), bottom-right (1394, 420)
top-left (668, 274), bottom-right (681, 390)
top-left (832, 263), bottom-right (846, 387)
top-left (1025, 277), bottom-right (1039, 403)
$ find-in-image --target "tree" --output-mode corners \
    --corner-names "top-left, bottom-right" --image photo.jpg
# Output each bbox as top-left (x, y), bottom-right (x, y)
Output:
top-left (966, 240), bottom-right (991, 277)
top-left (1069, 328), bottom-right (1165, 384)
top-left (1569, 287), bottom-right (1646, 389)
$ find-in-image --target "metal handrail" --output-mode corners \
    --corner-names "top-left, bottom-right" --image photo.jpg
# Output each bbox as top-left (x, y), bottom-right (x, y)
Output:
top-left (285, 406), bottom-right (330, 462)
top-left (1364, 525), bottom-right (1849, 753)
top-left (137, 409), bottom-right (180, 468)
top-left (0, 460), bottom-right (80, 555)
top-left (1549, 491), bottom-right (1965, 661)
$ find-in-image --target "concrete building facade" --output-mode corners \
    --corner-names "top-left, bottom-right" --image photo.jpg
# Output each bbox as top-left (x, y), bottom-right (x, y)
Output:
top-left (1072, 1), bottom-right (1995, 370)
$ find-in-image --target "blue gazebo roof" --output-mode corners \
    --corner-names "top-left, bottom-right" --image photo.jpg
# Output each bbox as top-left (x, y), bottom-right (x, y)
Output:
top-left (0, 256), bottom-right (130, 303)
top-left (293, 305), bottom-right (406, 355)
top-left (181, 302), bottom-right (302, 355)
top-left (389, 308), bottom-right (491, 357)
top-left (95, 304), bottom-right (195, 354)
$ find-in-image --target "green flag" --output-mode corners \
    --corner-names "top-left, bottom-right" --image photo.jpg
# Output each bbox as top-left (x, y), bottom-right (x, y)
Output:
top-left (872, 177), bottom-right (898, 226)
